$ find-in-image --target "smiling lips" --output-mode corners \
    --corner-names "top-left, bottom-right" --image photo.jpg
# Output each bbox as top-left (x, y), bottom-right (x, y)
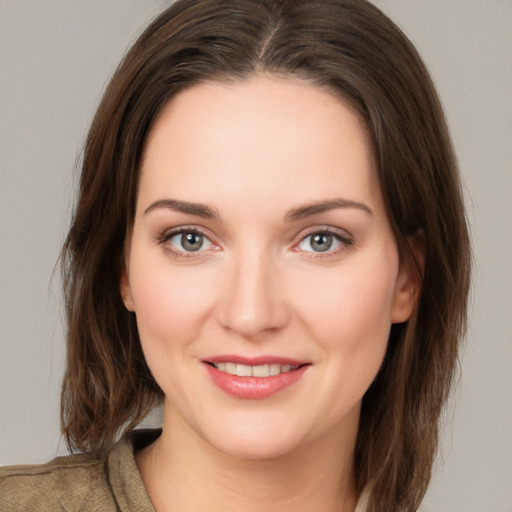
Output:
top-left (203, 357), bottom-right (310, 399)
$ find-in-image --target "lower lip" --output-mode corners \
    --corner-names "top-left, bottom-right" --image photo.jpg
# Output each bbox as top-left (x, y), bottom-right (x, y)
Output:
top-left (203, 363), bottom-right (309, 400)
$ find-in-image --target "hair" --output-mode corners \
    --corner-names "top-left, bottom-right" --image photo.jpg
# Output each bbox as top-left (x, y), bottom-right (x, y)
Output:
top-left (60, 0), bottom-right (471, 510)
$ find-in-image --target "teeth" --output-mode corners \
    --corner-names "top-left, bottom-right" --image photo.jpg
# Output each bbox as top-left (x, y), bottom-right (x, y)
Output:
top-left (252, 364), bottom-right (270, 377)
top-left (225, 362), bottom-right (237, 374)
top-left (213, 362), bottom-right (299, 377)
top-left (269, 364), bottom-right (281, 376)
top-left (236, 364), bottom-right (252, 377)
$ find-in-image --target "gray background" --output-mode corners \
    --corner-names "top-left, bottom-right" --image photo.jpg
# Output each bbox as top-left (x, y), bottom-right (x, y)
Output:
top-left (0, 1), bottom-right (510, 510)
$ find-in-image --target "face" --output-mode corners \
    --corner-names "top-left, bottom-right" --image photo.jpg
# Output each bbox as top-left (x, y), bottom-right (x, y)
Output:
top-left (121, 76), bottom-right (417, 460)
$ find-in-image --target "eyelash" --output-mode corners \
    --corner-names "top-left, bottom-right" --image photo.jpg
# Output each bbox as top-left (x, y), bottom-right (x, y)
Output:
top-left (156, 226), bottom-right (353, 260)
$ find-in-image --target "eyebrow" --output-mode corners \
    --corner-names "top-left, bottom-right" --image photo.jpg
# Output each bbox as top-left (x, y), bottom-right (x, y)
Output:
top-left (285, 198), bottom-right (373, 222)
top-left (143, 197), bottom-right (372, 221)
top-left (144, 198), bottom-right (220, 219)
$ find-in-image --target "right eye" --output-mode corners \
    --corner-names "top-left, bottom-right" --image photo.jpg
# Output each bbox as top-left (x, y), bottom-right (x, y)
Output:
top-left (166, 230), bottom-right (214, 253)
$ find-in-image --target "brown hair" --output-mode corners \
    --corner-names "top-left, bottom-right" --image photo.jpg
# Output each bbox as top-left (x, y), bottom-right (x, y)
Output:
top-left (60, 1), bottom-right (471, 510)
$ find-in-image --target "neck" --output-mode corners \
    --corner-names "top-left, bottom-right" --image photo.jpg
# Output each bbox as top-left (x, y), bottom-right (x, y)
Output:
top-left (136, 405), bottom-right (359, 512)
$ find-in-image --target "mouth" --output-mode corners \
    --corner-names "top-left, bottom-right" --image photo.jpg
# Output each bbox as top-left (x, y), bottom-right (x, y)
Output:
top-left (206, 362), bottom-right (302, 377)
top-left (203, 357), bottom-right (310, 399)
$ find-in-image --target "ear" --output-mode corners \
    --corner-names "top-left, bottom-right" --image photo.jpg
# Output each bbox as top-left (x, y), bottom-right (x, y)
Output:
top-left (120, 261), bottom-right (135, 312)
top-left (391, 231), bottom-right (425, 324)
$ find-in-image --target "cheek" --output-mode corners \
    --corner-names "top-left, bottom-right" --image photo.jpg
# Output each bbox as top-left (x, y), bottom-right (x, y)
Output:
top-left (293, 253), bottom-right (399, 367)
top-left (129, 254), bottom-right (219, 350)
top-left (301, 262), bottom-right (396, 323)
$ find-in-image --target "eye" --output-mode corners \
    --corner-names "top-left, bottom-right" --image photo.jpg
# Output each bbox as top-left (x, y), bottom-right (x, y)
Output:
top-left (167, 230), bottom-right (214, 253)
top-left (297, 230), bottom-right (351, 254)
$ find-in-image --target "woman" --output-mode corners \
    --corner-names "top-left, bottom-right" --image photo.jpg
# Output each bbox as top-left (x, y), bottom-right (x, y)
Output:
top-left (0, 0), bottom-right (471, 511)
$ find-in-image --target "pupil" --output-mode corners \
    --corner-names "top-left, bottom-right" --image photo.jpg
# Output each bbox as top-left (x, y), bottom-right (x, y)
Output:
top-left (182, 232), bottom-right (203, 251)
top-left (312, 233), bottom-right (332, 252)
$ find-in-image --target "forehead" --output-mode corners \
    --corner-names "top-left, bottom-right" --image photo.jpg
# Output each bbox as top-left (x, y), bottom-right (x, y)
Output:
top-left (138, 76), bottom-right (381, 215)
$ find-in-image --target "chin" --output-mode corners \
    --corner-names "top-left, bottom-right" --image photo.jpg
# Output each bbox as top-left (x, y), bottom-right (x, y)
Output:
top-left (200, 417), bottom-right (307, 461)
top-left (212, 435), bottom-right (300, 461)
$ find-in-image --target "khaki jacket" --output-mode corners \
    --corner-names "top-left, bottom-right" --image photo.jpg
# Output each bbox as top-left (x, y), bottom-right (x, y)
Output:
top-left (0, 429), bottom-right (158, 511)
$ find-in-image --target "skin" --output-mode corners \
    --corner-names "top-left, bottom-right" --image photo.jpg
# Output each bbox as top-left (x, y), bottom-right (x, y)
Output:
top-left (121, 76), bottom-right (418, 512)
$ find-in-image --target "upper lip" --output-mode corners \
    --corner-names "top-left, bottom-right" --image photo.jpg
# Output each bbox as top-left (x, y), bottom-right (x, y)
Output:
top-left (203, 355), bottom-right (309, 366)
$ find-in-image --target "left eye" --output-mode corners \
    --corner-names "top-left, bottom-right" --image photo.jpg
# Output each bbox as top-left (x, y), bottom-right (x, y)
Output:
top-left (298, 232), bottom-right (344, 253)
top-left (168, 231), bottom-right (213, 252)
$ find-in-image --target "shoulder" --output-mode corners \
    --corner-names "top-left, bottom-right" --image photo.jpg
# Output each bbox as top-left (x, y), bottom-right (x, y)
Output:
top-left (0, 428), bottom-right (160, 512)
top-left (0, 452), bottom-right (117, 511)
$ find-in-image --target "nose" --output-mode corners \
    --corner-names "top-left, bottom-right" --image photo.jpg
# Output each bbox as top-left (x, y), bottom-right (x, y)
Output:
top-left (217, 248), bottom-right (290, 339)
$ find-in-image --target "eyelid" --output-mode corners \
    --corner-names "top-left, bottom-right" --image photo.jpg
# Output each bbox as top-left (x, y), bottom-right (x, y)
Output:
top-left (158, 223), bottom-right (216, 239)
